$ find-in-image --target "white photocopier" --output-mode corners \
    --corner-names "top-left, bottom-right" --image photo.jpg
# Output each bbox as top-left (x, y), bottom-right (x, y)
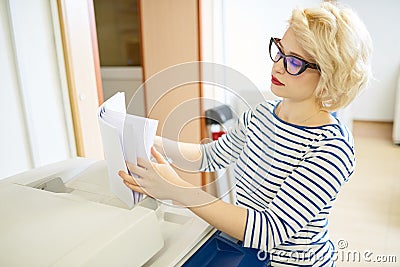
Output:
top-left (0, 158), bottom-right (270, 266)
top-left (0, 158), bottom-right (214, 266)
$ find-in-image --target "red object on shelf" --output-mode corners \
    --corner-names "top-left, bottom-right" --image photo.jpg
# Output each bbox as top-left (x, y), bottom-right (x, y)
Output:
top-left (212, 131), bottom-right (226, 140)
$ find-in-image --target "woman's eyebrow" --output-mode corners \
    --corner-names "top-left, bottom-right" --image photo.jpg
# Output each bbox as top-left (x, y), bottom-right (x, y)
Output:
top-left (279, 40), bottom-right (308, 60)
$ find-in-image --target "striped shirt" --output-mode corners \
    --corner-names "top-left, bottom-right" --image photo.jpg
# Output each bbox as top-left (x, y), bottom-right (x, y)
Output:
top-left (200, 100), bottom-right (355, 266)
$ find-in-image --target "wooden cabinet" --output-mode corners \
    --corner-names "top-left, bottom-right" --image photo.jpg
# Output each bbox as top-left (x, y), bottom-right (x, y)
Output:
top-left (139, 0), bottom-right (205, 186)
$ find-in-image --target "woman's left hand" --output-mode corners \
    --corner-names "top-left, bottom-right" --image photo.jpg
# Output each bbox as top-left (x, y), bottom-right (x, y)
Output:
top-left (118, 147), bottom-right (191, 201)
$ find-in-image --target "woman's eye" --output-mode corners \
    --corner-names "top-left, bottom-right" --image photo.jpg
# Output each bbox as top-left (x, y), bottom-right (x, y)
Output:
top-left (288, 57), bottom-right (302, 67)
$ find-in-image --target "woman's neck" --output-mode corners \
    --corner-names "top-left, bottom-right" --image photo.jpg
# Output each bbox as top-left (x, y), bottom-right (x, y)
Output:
top-left (277, 98), bottom-right (329, 126)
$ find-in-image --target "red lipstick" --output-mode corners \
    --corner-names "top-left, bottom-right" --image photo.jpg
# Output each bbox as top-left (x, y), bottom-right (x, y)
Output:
top-left (271, 75), bottom-right (284, 86)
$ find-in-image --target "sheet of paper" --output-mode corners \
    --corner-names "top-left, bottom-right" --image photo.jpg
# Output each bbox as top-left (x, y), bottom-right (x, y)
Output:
top-left (98, 118), bottom-right (134, 208)
top-left (123, 115), bottom-right (158, 164)
top-left (98, 92), bottom-right (158, 208)
top-left (122, 115), bottom-right (158, 204)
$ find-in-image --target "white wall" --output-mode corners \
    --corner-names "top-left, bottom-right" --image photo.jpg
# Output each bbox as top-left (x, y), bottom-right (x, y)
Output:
top-left (0, 0), bottom-right (75, 179)
top-left (209, 0), bottom-right (320, 113)
top-left (204, 0), bottom-right (398, 122)
top-left (0, 0), bottom-right (31, 177)
top-left (344, 0), bottom-right (400, 121)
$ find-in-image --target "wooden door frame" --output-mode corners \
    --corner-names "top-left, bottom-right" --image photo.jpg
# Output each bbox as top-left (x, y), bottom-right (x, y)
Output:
top-left (56, 0), bottom-right (104, 159)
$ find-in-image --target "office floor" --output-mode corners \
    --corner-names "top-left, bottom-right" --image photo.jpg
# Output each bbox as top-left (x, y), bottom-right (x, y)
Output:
top-left (329, 121), bottom-right (400, 266)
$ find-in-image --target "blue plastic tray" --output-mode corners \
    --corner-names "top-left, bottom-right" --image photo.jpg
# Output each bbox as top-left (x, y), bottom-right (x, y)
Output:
top-left (183, 231), bottom-right (270, 267)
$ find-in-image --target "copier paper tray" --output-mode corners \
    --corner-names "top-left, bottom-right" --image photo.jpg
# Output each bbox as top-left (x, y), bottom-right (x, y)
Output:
top-left (183, 230), bottom-right (270, 267)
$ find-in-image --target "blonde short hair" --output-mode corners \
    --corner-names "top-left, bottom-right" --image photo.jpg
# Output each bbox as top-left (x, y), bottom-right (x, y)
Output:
top-left (288, 2), bottom-right (373, 111)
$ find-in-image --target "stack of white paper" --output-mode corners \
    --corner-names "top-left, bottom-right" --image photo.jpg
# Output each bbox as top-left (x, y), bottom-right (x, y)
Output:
top-left (98, 92), bottom-right (158, 209)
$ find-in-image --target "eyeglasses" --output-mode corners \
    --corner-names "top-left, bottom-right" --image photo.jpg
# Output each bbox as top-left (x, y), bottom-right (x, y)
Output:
top-left (269, 37), bottom-right (320, 76)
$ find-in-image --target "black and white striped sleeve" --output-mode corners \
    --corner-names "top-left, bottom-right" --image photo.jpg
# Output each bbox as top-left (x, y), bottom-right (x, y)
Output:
top-left (200, 109), bottom-right (253, 172)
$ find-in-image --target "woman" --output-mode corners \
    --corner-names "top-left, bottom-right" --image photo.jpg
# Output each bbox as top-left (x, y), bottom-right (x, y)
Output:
top-left (119, 2), bottom-right (372, 266)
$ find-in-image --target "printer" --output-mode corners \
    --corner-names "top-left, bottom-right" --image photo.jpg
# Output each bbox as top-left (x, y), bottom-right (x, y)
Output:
top-left (0, 158), bottom-right (270, 266)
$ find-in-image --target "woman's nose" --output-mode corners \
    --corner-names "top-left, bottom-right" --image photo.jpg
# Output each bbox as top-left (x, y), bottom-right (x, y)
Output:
top-left (272, 58), bottom-right (285, 74)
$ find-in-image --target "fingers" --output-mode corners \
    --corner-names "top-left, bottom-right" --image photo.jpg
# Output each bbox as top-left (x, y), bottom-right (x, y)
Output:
top-left (133, 147), bottom-right (167, 169)
top-left (151, 146), bottom-right (167, 164)
top-left (118, 170), bottom-right (146, 194)
top-left (126, 161), bottom-right (147, 177)
top-left (118, 170), bottom-right (155, 198)
top-left (123, 180), bottom-right (146, 195)
top-left (118, 170), bottom-right (139, 185)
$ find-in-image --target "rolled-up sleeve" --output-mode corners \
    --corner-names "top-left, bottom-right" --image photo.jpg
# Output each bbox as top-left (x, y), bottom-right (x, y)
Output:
top-left (200, 110), bottom-right (252, 172)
